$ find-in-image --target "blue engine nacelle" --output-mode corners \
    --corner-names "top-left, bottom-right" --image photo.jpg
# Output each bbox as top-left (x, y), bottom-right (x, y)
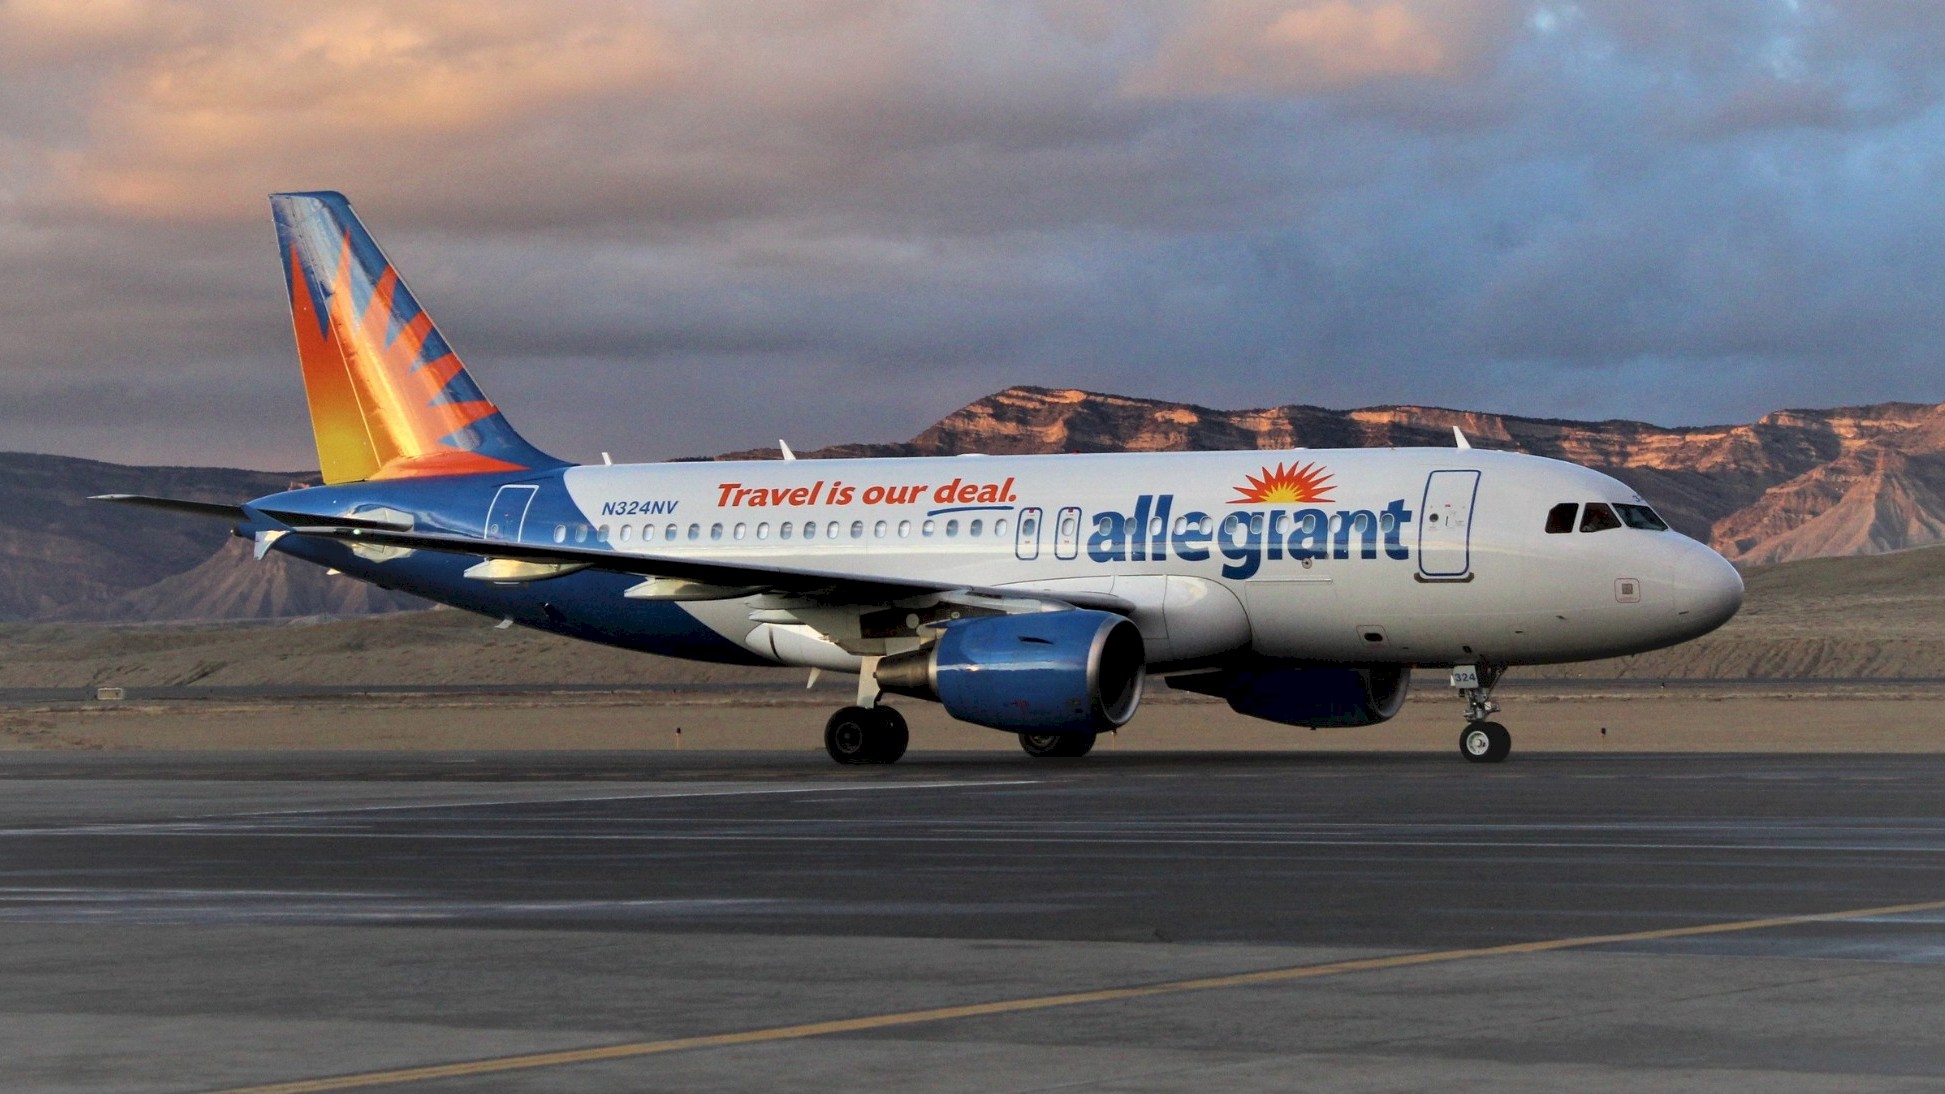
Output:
top-left (1167, 663), bottom-right (1410, 728)
top-left (876, 610), bottom-right (1145, 733)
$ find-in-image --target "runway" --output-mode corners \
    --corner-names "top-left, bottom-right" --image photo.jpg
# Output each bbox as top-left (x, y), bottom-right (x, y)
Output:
top-left (4, 750), bottom-right (1945, 1091)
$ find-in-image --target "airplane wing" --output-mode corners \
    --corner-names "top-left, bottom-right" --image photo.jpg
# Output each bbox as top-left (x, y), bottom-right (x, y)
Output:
top-left (280, 521), bottom-right (1134, 614)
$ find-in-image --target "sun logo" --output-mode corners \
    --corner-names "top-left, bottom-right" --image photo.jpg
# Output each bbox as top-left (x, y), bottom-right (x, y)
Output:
top-left (1230, 461), bottom-right (1335, 505)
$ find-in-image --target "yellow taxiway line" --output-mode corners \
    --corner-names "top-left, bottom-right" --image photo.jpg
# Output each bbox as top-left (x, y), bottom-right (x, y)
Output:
top-left (214, 897), bottom-right (1945, 1093)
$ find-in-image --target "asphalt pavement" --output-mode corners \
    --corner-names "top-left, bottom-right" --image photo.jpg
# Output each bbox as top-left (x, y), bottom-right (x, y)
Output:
top-left (2, 749), bottom-right (1943, 1092)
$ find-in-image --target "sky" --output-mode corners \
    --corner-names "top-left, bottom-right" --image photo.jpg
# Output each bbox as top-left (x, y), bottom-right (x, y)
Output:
top-left (4, 0), bottom-right (1945, 470)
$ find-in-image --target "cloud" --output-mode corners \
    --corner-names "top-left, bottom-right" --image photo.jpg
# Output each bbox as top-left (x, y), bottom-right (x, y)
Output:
top-left (1129, 1), bottom-right (1518, 96)
top-left (21, 1), bottom-right (677, 222)
top-left (3, 2), bottom-right (1945, 470)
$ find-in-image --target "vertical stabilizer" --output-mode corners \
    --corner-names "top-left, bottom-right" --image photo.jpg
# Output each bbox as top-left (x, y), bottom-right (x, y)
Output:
top-left (271, 191), bottom-right (565, 484)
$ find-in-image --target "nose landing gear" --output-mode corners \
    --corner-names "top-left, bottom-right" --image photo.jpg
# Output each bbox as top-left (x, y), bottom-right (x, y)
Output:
top-left (1453, 664), bottom-right (1511, 763)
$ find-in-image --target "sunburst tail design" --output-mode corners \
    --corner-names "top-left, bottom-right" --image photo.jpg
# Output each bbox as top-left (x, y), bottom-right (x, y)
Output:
top-left (1230, 461), bottom-right (1335, 504)
top-left (271, 191), bottom-right (565, 485)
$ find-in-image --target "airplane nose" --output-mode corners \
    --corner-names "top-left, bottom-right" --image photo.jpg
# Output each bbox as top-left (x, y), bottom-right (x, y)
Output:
top-left (1667, 540), bottom-right (1743, 636)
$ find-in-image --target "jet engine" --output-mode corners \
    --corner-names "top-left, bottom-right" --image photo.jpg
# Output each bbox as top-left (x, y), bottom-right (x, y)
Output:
top-left (876, 610), bottom-right (1145, 733)
top-left (1168, 663), bottom-right (1410, 728)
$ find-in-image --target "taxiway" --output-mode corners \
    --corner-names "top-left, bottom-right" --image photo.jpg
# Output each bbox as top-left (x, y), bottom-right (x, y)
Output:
top-left (3, 749), bottom-right (1944, 1091)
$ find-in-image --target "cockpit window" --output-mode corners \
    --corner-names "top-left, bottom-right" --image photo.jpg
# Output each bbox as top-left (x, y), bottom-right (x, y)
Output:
top-left (1544, 503), bottom-right (1578, 534)
top-left (1580, 502), bottom-right (1622, 533)
top-left (1614, 503), bottom-right (1669, 531)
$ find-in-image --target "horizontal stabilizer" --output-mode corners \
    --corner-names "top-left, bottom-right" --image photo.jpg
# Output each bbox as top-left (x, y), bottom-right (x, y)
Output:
top-left (91, 495), bottom-right (249, 521)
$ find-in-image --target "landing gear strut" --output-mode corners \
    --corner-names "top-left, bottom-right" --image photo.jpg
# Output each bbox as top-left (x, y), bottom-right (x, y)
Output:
top-left (824, 705), bottom-right (909, 765)
top-left (1455, 664), bottom-right (1511, 764)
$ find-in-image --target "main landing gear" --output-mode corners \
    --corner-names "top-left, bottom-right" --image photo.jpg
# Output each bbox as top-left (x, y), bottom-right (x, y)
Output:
top-left (1018, 732), bottom-right (1096, 758)
top-left (1455, 664), bottom-right (1511, 764)
top-left (824, 705), bottom-right (909, 765)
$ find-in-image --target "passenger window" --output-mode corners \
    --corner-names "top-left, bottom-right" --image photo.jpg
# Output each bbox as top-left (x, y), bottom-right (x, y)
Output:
top-left (619, 525), bottom-right (633, 542)
top-left (1023, 517), bottom-right (1038, 537)
top-left (828, 521), bottom-right (842, 539)
top-left (756, 522), bottom-right (769, 540)
top-left (1615, 503), bottom-right (1669, 531)
top-left (1580, 503), bottom-right (1622, 533)
top-left (802, 521), bottom-right (816, 540)
top-left (780, 522), bottom-right (793, 540)
top-left (553, 524), bottom-right (567, 544)
top-left (872, 520), bottom-right (887, 538)
top-left (995, 519), bottom-right (1009, 538)
top-left (897, 520), bottom-right (912, 538)
top-left (641, 525), bottom-right (655, 542)
top-left (970, 519), bottom-right (984, 537)
top-left (733, 523), bottom-right (746, 540)
top-left (710, 523), bottom-right (724, 541)
top-left (922, 519), bottom-right (936, 537)
top-left (850, 520), bottom-right (865, 539)
top-left (1545, 503), bottom-right (1578, 534)
top-left (687, 523), bottom-right (700, 540)
top-left (946, 519), bottom-right (960, 537)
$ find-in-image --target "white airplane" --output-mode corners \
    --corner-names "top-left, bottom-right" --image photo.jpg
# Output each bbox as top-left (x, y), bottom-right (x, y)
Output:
top-left (100, 192), bottom-right (1744, 765)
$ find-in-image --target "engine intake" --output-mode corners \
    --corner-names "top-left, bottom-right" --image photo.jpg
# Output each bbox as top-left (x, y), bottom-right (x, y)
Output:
top-left (876, 610), bottom-right (1145, 733)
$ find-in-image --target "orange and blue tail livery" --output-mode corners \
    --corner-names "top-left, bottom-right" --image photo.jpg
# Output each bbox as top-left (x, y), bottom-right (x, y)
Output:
top-left (271, 191), bottom-right (563, 484)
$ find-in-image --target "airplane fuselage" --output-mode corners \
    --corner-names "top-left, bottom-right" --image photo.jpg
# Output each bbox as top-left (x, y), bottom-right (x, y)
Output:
top-left (257, 446), bottom-right (1742, 674)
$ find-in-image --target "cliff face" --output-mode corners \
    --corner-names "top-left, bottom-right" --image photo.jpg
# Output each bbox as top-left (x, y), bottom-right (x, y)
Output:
top-left (740, 386), bottom-right (1945, 564)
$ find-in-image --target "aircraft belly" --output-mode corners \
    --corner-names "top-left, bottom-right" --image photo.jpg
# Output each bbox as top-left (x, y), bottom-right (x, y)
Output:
top-left (1244, 577), bottom-right (1349, 659)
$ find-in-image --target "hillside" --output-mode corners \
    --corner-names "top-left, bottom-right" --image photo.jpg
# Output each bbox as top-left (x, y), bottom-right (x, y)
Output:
top-left (0, 453), bottom-right (308, 621)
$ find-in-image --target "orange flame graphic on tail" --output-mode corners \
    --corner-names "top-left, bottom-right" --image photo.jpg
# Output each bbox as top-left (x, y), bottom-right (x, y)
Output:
top-left (274, 191), bottom-right (559, 485)
top-left (287, 236), bottom-right (525, 483)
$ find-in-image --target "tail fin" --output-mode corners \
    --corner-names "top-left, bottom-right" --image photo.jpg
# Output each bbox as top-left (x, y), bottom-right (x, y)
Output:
top-left (270, 191), bottom-right (566, 484)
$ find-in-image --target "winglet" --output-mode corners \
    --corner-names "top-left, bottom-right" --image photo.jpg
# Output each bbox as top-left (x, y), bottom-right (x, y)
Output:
top-left (779, 440), bottom-right (797, 461)
top-left (1453, 427), bottom-right (1472, 450)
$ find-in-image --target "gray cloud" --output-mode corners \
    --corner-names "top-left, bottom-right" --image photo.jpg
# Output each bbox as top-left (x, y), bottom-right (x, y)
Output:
top-left (2, 1), bottom-right (1944, 470)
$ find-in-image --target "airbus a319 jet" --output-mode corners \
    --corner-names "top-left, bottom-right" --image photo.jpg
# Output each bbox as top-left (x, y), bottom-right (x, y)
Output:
top-left (101, 192), bottom-right (1744, 765)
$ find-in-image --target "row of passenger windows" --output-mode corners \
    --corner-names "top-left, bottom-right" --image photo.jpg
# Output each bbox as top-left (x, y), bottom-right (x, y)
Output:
top-left (1544, 501), bottom-right (1669, 535)
top-left (553, 509), bottom-right (1405, 547)
top-left (554, 517), bottom-right (1011, 546)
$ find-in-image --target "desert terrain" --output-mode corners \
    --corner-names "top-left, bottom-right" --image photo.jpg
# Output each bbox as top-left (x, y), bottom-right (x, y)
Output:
top-left (1, 545), bottom-right (1941, 753)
